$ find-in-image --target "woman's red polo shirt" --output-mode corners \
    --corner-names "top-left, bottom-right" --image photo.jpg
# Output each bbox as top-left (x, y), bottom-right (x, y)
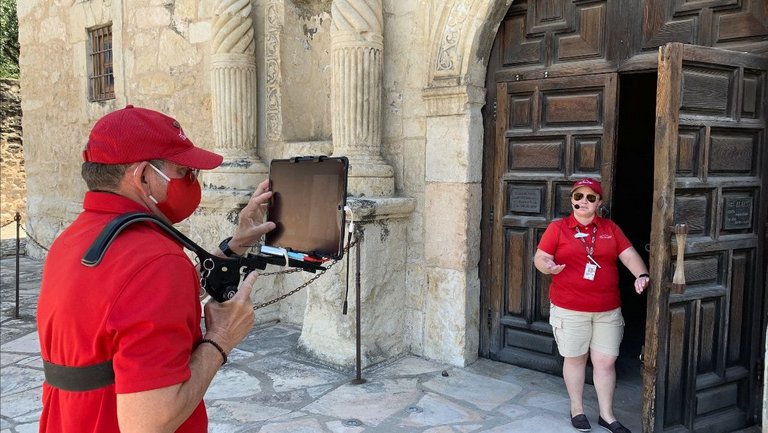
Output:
top-left (537, 215), bottom-right (633, 312)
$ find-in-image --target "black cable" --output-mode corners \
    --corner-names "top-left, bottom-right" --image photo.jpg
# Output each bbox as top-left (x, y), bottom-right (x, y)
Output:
top-left (342, 229), bottom-right (353, 315)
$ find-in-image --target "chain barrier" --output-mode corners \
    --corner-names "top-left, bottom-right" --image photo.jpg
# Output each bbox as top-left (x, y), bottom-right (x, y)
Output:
top-left (18, 223), bottom-right (50, 252)
top-left (252, 238), bottom-right (357, 310)
top-left (8, 210), bottom-right (348, 310)
top-left (2, 211), bottom-right (51, 252)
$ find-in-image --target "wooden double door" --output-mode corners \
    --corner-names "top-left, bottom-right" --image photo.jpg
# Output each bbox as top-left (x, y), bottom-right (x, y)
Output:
top-left (481, 43), bottom-right (767, 432)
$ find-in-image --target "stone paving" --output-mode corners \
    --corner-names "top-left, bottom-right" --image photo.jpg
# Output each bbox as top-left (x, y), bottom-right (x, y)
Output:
top-left (0, 255), bottom-right (645, 433)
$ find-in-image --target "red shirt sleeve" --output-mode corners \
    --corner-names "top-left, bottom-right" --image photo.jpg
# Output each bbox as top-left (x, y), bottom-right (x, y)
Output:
top-left (609, 219), bottom-right (633, 254)
top-left (107, 254), bottom-right (202, 394)
top-left (537, 218), bottom-right (564, 255)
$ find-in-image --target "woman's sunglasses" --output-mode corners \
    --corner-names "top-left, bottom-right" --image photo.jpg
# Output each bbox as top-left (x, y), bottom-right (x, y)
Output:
top-left (572, 192), bottom-right (599, 203)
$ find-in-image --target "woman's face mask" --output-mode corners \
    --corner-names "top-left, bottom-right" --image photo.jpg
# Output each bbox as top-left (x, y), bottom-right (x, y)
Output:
top-left (147, 163), bottom-right (201, 223)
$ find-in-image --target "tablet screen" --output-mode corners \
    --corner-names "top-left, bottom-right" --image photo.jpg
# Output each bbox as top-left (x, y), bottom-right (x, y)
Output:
top-left (265, 156), bottom-right (349, 259)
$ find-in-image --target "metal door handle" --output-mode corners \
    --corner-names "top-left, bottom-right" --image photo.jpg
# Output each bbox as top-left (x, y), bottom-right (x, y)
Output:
top-left (669, 223), bottom-right (687, 293)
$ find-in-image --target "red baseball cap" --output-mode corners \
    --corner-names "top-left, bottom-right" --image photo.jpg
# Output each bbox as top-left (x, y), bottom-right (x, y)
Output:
top-left (570, 178), bottom-right (603, 197)
top-left (82, 105), bottom-right (223, 169)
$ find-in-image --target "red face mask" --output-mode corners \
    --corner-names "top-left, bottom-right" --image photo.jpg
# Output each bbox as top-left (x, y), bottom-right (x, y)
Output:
top-left (148, 163), bottom-right (201, 223)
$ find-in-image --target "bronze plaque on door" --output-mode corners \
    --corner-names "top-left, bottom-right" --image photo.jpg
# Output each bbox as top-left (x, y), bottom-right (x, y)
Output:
top-left (723, 196), bottom-right (752, 230)
top-left (509, 187), bottom-right (542, 214)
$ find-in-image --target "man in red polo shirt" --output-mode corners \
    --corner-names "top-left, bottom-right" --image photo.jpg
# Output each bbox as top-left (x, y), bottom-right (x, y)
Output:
top-left (534, 178), bottom-right (650, 433)
top-left (37, 105), bottom-right (275, 433)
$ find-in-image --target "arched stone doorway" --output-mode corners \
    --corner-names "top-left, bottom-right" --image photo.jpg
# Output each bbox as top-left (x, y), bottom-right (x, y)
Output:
top-left (421, 0), bottom-right (513, 366)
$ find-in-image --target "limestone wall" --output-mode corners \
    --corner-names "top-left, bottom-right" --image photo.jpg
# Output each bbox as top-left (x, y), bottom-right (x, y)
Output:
top-left (1, 79), bottom-right (25, 226)
top-left (17, 0), bottom-right (485, 369)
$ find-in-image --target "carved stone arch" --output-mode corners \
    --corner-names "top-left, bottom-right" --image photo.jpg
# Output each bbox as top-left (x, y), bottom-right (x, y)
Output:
top-left (426, 0), bottom-right (513, 90)
top-left (420, 0), bottom-right (514, 366)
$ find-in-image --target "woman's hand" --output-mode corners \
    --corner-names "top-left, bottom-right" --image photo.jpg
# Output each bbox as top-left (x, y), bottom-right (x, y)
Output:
top-left (547, 262), bottom-right (566, 275)
top-left (634, 275), bottom-right (650, 294)
top-left (533, 249), bottom-right (565, 275)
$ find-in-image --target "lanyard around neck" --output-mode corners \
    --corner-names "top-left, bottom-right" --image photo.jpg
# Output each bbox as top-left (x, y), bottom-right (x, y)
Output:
top-left (575, 224), bottom-right (598, 256)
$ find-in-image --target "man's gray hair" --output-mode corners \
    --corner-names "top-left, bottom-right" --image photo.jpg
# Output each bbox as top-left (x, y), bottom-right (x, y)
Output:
top-left (81, 162), bottom-right (130, 191)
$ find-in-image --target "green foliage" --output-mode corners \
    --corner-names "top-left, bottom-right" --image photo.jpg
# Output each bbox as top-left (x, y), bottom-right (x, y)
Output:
top-left (0, 0), bottom-right (20, 78)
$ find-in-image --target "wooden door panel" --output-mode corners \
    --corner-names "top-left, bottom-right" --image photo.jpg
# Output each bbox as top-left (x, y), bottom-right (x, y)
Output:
top-left (490, 73), bottom-right (617, 374)
top-left (639, 0), bottom-right (768, 54)
top-left (497, 0), bottom-right (615, 79)
top-left (644, 43), bottom-right (767, 432)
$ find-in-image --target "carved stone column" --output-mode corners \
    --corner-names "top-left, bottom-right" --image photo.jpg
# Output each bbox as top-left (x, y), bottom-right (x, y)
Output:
top-left (207, 0), bottom-right (267, 191)
top-left (331, 0), bottom-right (394, 197)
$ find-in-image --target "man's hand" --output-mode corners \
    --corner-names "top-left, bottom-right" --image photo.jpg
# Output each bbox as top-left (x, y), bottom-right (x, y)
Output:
top-left (202, 271), bottom-right (258, 354)
top-left (117, 273), bottom-right (259, 433)
top-left (229, 179), bottom-right (276, 255)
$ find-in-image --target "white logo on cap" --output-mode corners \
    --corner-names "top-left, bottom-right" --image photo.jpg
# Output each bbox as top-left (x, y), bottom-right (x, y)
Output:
top-left (172, 120), bottom-right (188, 141)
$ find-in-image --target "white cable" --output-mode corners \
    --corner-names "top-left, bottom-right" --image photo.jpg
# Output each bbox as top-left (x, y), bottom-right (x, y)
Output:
top-left (345, 205), bottom-right (354, 235)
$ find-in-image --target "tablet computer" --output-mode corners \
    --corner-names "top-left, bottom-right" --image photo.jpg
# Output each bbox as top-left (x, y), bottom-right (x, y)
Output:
top-left (264, 156), bottom-right (349, 260)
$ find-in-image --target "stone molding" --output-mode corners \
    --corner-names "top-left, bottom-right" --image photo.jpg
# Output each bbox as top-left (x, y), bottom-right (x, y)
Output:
top-left (347, 197), bottom-right (416, 222)
top-left (435, 1), bottom-right (469, 75)
top-left (422, 84), bottom-right (486, 117)
top-left (427, 0), bottom-right (513, 89)
top-left (265, 0), bottom-right (284, 143)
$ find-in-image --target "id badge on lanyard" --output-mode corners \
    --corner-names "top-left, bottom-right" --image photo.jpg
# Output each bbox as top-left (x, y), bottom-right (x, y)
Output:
top-left (576, 225), bottom-right (600, 280)
top-left (584, 262), bottom-right (598, 280)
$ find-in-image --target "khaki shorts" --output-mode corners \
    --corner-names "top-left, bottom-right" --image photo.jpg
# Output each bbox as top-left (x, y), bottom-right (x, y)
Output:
top-left (549, 304), bottom-right (624, 357)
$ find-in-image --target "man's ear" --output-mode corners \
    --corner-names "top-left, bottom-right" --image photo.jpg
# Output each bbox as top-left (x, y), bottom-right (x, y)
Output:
top-left (128, 162), bottom-right (150, 191)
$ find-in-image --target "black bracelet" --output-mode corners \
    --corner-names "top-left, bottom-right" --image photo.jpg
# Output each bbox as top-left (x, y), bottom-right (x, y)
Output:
top-left (200, 338), bottom-right (228, 366)
top-left (637, 273), bottom-right (650, 279)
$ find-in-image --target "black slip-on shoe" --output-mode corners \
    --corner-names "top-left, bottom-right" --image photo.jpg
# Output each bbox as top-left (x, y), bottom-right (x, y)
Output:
top-left (570, 413), bottom-right (591, 432)
top-left (598, 416), bottom-right (631, 433)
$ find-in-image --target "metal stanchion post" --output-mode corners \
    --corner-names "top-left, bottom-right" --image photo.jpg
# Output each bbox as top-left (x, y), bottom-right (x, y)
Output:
top-left (350, 228), bottom-right (366, 385)
top-left (15, 212), bottom-right (21, 319)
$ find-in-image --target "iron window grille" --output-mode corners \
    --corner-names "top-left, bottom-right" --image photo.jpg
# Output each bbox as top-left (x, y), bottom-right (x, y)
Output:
top-left (87, 25), bottom-right (114, 102)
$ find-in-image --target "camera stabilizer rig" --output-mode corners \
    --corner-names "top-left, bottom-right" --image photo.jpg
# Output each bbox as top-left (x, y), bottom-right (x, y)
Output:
top-left (81, 212), bottom-right (325, 302)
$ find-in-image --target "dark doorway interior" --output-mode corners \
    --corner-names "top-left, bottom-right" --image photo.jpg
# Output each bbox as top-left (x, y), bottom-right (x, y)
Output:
top-left (612, 72), bottom-right (656, 383)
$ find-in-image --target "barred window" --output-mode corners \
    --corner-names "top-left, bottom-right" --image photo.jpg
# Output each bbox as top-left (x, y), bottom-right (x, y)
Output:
top-left (87, 25), bottom-right (114, 102)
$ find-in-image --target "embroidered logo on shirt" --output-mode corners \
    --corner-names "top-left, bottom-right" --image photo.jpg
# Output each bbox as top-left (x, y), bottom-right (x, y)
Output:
top-left (599, 234), bottom-right (613, 239)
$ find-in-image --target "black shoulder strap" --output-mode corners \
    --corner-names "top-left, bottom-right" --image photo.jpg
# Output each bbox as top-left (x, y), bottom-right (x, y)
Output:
top-left (81, 212), bottom-right (324, 302)
top-left (81, 212), bottom-right (206, 267)
top-left (80, 212), bottom-right (248, 302)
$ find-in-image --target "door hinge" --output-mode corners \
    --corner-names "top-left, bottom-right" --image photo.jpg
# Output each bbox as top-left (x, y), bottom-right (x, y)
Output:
top-left (492, 99), bottom-right (497, 120)
top-left (487, 308), bottom-right (493, 330)
top-left (756, 358), bottom-right (764, 385)
top-left (489, 205), bottom-right (494, 220)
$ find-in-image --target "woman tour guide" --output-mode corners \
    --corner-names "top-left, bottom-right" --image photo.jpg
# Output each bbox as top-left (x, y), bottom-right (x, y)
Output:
top-left (533, 178), bottom-right (650, 433)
